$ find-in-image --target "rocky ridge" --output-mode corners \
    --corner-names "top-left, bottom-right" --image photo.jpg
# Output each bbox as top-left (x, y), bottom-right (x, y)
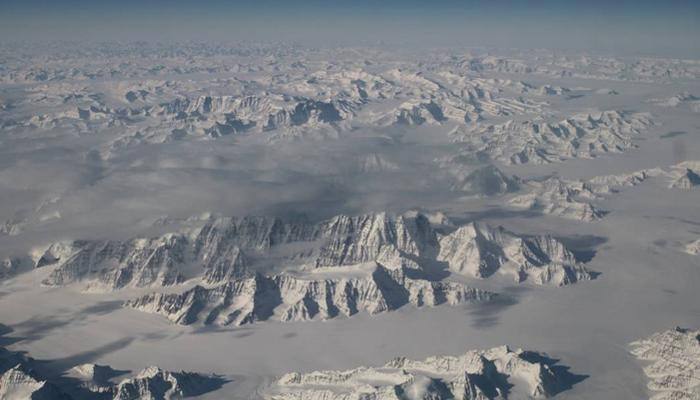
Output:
top-left (437, 223), bottom-right (592, 285)
top-left (510, 161), bottom-right (700, 221)
top-left (450, 110), bottom-right (654, 165)
top-left (265, 345), bottom-right (584, 400)
top-left (0, 345), bottom-right (224, 400)
top-left (125, 263), bottom-right (494, 326)
top-left (39, 212), bottom-right (596, 292)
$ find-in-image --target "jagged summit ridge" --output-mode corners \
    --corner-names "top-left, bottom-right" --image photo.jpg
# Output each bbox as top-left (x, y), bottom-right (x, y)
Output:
top-left (39, 215), bottom-right (315, 291)
top-left (313, 212), bottom-right (439, 269)
top-left (40, 211), bottom-right (595, 292)
top-left (122, 216), bottom-right (595, 326)
top-left (125, 264), bottom-right (494, 326)
top-left (437, 223), bottom-right (593, 286)
top-left (0, 364), bottom-right (68, 400)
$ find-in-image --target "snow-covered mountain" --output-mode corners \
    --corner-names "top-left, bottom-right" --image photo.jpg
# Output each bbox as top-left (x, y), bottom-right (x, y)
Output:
top-left (112, 366), bottom-right (222, 400)
top-left (0, 345), bottom-right (224, 400)
top-left (265, 345), bottom-right (582, 400)
top-left (630, 327), bottom-right (700, 400)
top-left (2, 41), bottom-right (699, 400)
top-left (125, 263), bottom-right (494, 326)
top-left (509, 178), bottom-right (607, 222)
top-left (450, 111), bottom-right (654, 165)
top-left (0, 364), bottom-right (69, 400)
top-left (437, 223), bottom-right (593, 286)
top-left (648, 92), bottom-right (700, 112)
top-left (446, 164), bottom-right (521, 196)
top-left (510, 160), bottom-right (700, 221)
top-left (39, 212), bottom-right (595, 292)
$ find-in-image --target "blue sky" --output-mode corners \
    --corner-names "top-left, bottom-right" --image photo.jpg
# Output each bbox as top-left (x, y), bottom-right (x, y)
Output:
top-left (1, 0), bottom-right (698, 56)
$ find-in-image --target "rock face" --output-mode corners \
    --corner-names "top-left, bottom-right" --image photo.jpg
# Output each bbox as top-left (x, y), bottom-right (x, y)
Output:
top-left (150, 94), bottom-right (353, 137)
top-left (451, 165), bottom-right (520, 196)
top-left (509, 178), bottom-right (606, 222)
top-left (511, 161), bottom-right (700, 222)
top-left (40, 215), bottom-right (314, 291)
top-left (125, 264), bottom-right (494, 326)
top-left (265, 345), bottom-right (583, 400)
top-left (669, 168), bottom-right (700, 189)
top-left (630, 327), bottom-right (700, 400)
top-left (41, 211), bottom-right (595, 292)
top-left (0, 345), bottom-right (224, 400)
top-left (313, 212), bottom-right (439, 269)
top-left (67, 363), bottom-right (119, 394)
top-left (40, 212), bottom-right (431, 290)
top-left (0, 346), bottom-right (70, 400)
top-left (376, 100), bottom-right (447, 126)
top-left (0, 364), bottom-right (68, 400)
top-left (450, 110), bottom-right (654, 165)
top-left (437, 223), bottom-right (593, 286)
top-left (125, 218), bottom-right (595, 327)
top-left (41, 235), bottom-right (191, 291)
top-left (113, 366), bottom-right (218, 400)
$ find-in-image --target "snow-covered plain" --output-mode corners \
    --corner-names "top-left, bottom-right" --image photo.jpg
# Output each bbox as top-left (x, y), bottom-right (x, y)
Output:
top-left (0, 42), bottom-right (699, 399)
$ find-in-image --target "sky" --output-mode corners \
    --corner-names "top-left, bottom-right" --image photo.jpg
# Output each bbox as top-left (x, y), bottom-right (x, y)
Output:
top-left (0, 0), bottom-right (698, 56)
